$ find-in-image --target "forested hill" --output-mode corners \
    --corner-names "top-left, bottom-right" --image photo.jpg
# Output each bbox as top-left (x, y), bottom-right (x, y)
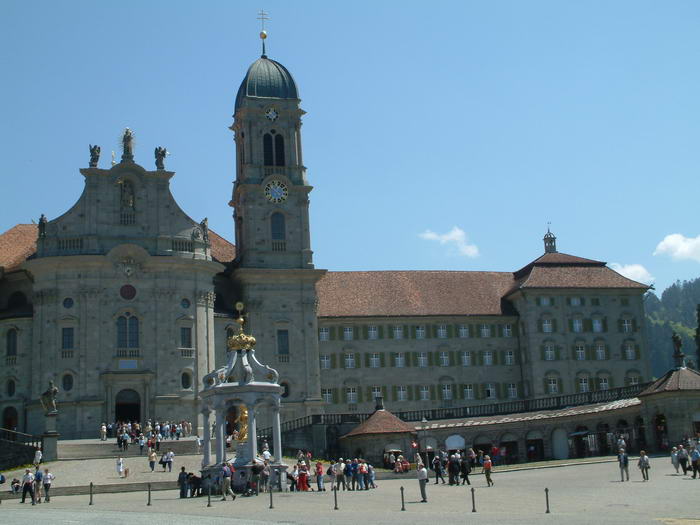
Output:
top-left (644, 277), bottom-right (700, 377)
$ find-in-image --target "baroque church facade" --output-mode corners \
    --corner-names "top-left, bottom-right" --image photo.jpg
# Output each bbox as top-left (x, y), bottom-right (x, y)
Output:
top-left (0, 45), bottom-right (651, 438)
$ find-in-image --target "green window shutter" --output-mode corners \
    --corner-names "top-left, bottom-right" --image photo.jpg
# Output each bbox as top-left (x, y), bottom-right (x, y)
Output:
top-left (355, 352), bottom-right (361, 368)
top-left (479, 384), bottom-right (486, 399)
top-left (635, 344), bottom-right (640, 360)
top-left (414, 385), bottom-right (420, 400)
top-left (428, 352), bottom-right (434, 367)
top-left (603, 318), bottom-right (608, 332)
top-left (517, 381), bottom-right (524, 397)
top-left (412, 351), bottom-right (419, 367)
top-left (452, 383), bottom-right (458, 398)
top-left (331, 354), bottom-right (337, 369)
top-left (449, 351), bottom-right (456, 366)
top-left (404, 325), bottom-right (409, 339)
top-left (457, 385), bottom-right (464, 399)
top-left (554, 346), bottom-right (561, 360)
top-left (536, 297), bottom-right (541, 306)
top-left (353, 327), bottom-right (358, 340)
top-left (364, 353), bottom-right (370, 367)
top-left (381, 386), bottom-right (387, 400)
top-left (566, 297), bottom-right (571, 306)
top-left (492, 351), bottom-right (499, 365)
top-left (342, 388), bottom-right (348, 403)
top-left (537, 320), bottom-right (543, 333)
top-left (479, 351), bottom-right (485, 366)
top-left (542, 378), bottom-right (548, 393)
top-left (330, 327), bottom-right (337, 340)
top-left (617, 319), bottom-right (623, 332)
top-left (366, 386), bottom-right (372, 402)
top-left (447, 325), bottom-right (454, 338)
top-left (552, 319), bottom-right (558, 333)
top-left (632, 319), bottom-right (638, 332)
top-left (357, 388), bottom-right (364, 403)
top-left (362, 325), bottom-right (368, 339)
top-left (568, 319), bottom-right (574, 332)
top-left (497, 324), bottom-right (503, 337)
top-left (378, 326), bottom-right (384, 339)
top-left (408, 386), bottom-right (414, 401)
top-left (388, 326), bottom-right (394, 339)
top-left (380, 353), bottom-right (386, 367)
top-left (431, 325), bottom-right (438, 338)
top-left (470, 324), bottom-right (477, 337)
top-left (584, 319), bottom-right (592, 332)
top-left (332, 388), bottom-right (339, 404)
top-left (540, 345), bottom-right (545, 361)
top-left (608, 376), bottom-right (615, 389)
top-left (411, 326), bottom-right (417, 339)
top-left (557, 378), bottom-right (563, 394)
top-left (605, 345), bottom-right (610, 360)
top-left (392, 386), bottom-right (398, 401)
top-left (551, 298), bottom-right (555, 306)
top-left (430, 385), bottom-right (437, 400)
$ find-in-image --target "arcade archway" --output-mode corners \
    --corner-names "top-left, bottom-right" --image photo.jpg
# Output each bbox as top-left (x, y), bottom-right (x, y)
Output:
top-left (2, 406), bottom-right (18, 430)
top-left (115, 389), bottom-right (140, 422)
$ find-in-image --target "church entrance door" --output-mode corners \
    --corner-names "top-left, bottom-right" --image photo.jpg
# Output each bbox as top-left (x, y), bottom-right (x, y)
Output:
top-left (2, 406), bottom-right (18, 430)
top-left (115, 389), bottom-right (141, 423)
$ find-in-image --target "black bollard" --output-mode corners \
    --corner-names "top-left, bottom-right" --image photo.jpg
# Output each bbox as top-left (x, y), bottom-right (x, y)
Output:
top-left (400, 486), bottom-right (406, 511)
top-left (147, 483), bottom-right (151, 506)
top-left (333, 485), bottom-right (338, 510)
top-left (545, 487), bottom-right (550, 514)
top-left (470, 487), bottom-right (476, 513)
top-left (207, 484), bottom-right (212, 508)
top-left (89, 482), bottom-right (94, 506)
top-left (269, 486), bottom-right (274, 509)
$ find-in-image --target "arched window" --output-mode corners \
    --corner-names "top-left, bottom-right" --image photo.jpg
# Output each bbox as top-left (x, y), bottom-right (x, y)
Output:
top-left (181, 372), bottom-right (192, 389)
top-left (62, 374), bottom-right (74, 392)
top-left (263, 133), bottom-right (274, 166)
top-left (274, 134), bottom-right (285, 166)
top-left (6, 329), bottom-right (17, 356)
top-left (117, 314), bottom-right (139, 348)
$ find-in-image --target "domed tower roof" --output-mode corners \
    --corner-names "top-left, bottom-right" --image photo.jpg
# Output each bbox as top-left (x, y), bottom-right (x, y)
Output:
top-left (234, 55), bottom-right (299, 111)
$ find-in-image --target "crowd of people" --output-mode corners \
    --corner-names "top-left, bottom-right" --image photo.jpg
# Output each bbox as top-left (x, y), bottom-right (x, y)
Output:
top-left (101, 420), bottom-right (194, 452)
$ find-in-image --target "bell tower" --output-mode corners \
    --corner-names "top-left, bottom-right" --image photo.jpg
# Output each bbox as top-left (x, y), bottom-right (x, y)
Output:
top-left (228, 24), bottom-right (325, 421)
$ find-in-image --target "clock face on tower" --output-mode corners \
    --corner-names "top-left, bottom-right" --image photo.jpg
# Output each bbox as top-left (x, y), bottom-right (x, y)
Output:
top-left (264, 180), bottom-right (288, 203)
top-left (265, 108), bottom-right (278, 121)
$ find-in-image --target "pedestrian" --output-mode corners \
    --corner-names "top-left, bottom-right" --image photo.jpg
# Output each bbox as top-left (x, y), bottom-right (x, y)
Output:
top-left (261, 460), bottom-right (271, 492)
top-left (315, 461), bottom-right (325, 491)
top-left (417, 462), bottom-right (428, 503)
top-left (483, 455), bottom-right (494, 486)
top-left (160, 452), bottom-right (168, 471)
top-left (617, 448), bottom-right (629, 482)
top-left (351, 459), bottom-right (359, 490)
top-left (20, 469), bottom-right (35, 505)
top-left (460, 456), bottom-right (471, 485)
top-left (33, 448), bottom-right (42, 468)
top-left (138, 434), bottom-right (145, 455)
top-left (637, 451), bottom-right (651, 481)
top-left (178, 466), bottom-right (189, 498)
top-left (42, 468), bottom-right (54, 502)
top-left (671, 447), bottom-right (680, 474)
top-left (33, 467), bottom-right (43, 503)
top-left (335, 459), bottom-right (346, 491)
top-left (116, 456), bottom-right (125, 478)
top-left (432, 455), bottom-right (446, 484)
top-left (100, 423), bottom-right (107, 441)
top-left (690, 446), bottom-right (700, 479)
top-left (148, 448), bottom-right (157, 472)
top-left (678, 445), bottom-right (689, 475)
top-left (448, 455), bottom-right (460, 485)
top-left (195, 435), bottom-right (202, 454)
top-left (220, 462), bottom-right (236, 501)
top-left (344, 459), bottom-right (353, 490)
top-left (166, 449), bottom-right (175, 472)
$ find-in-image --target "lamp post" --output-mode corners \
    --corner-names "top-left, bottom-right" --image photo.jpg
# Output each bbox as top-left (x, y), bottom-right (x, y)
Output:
top-left (420, 417), bottom-right (428, 466)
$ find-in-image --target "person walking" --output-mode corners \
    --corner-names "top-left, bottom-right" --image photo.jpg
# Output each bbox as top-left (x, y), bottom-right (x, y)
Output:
top-left (166, 449), bottom-right (175, 472)
top-left (483, 455), bottom-right (494, 486)
top-left (638, 451), bottom-right (651, 481)
top-left (178, 466), bottom-right (189, 498)
top-left (42, 468), bottom-right (54, 502)
top-left (432, 455), bottom-right (446, 484)
top-left (460, 456), bottom-right (471, 485)
top-left (671, 447), bottom-right (680, 474)
top-left (344, 459), bottom-right (353, 490)
top-left (335, 459), bottom-right (346, 491)
top-left (617, 448), bottom-right (629, 482)
top-left (33, 467), bottom-right (43, 504)
top-left (315, 461), bottom-right (325, 491)
top-left (33, 448), bottom-right (42, 468)
top-left (678, 445), bottom-right (689, 475)
top-left (417, 463), bottom-right (428, 503)
top-left (138, 434), bottom-right (146, 455)
top-left (20, 469), bottom-right (35, 505)
top-left (116, 456), bottom-right (125, 478)
top-left (220, 462), bottom-right (236, 501)
top-left (148, 448), bottom-right (157, 472)
top-left (100, 423), bottom-right (107, 441)
top-left (690, 446), bottom-right (700, 479)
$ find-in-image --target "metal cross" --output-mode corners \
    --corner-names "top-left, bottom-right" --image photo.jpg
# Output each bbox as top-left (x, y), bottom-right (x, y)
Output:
top-left (257, 9), bottom-right (269, 31)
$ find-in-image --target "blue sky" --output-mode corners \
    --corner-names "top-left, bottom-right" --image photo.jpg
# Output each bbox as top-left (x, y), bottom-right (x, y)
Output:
top-left (2, 0), bottom-right (699, 294)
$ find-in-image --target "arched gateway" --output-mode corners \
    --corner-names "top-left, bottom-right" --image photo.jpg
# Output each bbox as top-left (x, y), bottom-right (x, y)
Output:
top-left (115, 389), bottom-right (140, 422)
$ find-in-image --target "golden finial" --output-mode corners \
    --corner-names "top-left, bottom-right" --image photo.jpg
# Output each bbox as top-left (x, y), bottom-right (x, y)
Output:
top-left (227, 302), bottom-right (256, 351)
top-left (257, 9), bottom-right (270, 57)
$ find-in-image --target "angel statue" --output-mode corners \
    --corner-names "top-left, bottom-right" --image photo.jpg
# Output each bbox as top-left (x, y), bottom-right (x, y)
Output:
top-left (155, 146), bottom-right (168, 170)
top-left (89, 144), bottom-right (101, 167)
top-left (234, 406), bottom-right (249, 442)
top-left (39, 381), bottom-right (59, 414)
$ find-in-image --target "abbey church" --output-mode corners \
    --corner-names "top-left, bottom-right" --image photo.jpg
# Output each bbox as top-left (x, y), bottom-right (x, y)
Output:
top-left (0, 43), bottom-right (651, 439)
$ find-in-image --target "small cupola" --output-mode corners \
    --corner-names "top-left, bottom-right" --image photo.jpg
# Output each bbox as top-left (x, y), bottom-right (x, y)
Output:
top-left (543, 228), bottom-right (557, 253)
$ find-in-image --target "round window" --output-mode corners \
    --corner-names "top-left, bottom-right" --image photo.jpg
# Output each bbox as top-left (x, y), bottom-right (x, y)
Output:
top-left (63, 297), bottom-right (74, 309)
top-left (181, 298), bottom-right (191, 309)
top-left (6, 379), bottom-right (15, 397)
top-left (181, 372), bottom-right (192, 389)
top-left (120, 285), bottom-right (137, 301)
top-left (62, 374), bottom-right (73, 392)
top-left (280, 382), bottom-right (290, 398)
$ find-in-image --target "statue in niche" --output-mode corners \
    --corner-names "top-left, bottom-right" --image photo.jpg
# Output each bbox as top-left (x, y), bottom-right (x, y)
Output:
top-left (234, 406), bottom-right (249, 442)
top-left (39, 381), bottom-right (59, 414)
top-left (120, 180), bottom-right (135, 209)
top-left (38, 214), bottom-right (47, 238)
top-left (89, 144), bottom-right (101, 167)
top-left (154, 146), bottom-right (168, 170)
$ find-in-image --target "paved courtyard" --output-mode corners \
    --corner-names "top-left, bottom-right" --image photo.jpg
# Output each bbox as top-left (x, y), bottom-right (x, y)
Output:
top-left (3, 461), bottom-right (700, 524)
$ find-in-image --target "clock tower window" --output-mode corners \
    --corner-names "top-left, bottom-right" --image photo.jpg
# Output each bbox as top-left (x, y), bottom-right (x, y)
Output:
top-left (270, 212), bottom-right (286, 252)
top-left (263, 132), bottom-right (285, 167)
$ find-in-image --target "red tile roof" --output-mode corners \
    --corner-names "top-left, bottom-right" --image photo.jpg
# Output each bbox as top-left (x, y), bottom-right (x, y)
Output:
top-left (0, 223), bottom-right (236, 269)
top-left (341, 409), bottom-right (416, 438)
top-left (515, 265), bottom-right (649, 290)
top-left (316, 270), bottom-right (517, 318)
top-left (0, 224), bottom-right (37, 271)
top-left (638, 367), bottom-right (700, 397)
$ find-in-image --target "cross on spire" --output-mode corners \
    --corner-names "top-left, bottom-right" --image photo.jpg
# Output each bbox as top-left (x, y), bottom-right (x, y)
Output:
top-left (257, 9), bottom-right (270, 57)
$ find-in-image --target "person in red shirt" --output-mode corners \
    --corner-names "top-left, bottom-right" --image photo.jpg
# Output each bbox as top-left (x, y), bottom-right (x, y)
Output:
top-left (315, 461), bottom-right (325, 491)
top-left (483, 455), bottom-right (494, 486)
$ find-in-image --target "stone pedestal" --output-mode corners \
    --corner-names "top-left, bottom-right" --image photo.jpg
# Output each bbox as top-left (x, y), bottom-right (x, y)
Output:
top-left (42, 412), bottom-right (60, 462)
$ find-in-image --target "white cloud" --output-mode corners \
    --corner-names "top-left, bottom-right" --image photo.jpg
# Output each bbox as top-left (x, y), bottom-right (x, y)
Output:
top-left (419, 226), bottom-right (479, 258)
top-left (654, 233), bottom-right (700, 262)
top-left (610, 263), bottom-right (654, 284)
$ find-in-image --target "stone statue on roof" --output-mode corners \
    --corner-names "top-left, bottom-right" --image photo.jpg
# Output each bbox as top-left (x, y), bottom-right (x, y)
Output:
top-left (38, 214), bottom-right (47, 238)
top-left (121, 128), bottom-right (134, 161)
top-left (155, 146), bottom-right (167, 170)
top-left (672, 332), bottom-right (683, 354)
top-left (89, 144), bottom-right (100, 168)
top-left (200, 217), bottom-right (209, 243)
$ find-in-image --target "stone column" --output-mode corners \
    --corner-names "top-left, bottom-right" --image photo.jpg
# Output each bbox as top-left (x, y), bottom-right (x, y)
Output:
top-left (215, 408), bottom-right (225, 464)
top-left (272, 406), bottom-right (282, 464)
top-left (247, 404), bottom-right (258, 463)
top-left (202, 408), bottom-right (211, 466)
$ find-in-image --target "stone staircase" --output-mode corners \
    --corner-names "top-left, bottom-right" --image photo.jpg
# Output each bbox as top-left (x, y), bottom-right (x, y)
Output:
top-left (58, 438), bottom-right (198, 460)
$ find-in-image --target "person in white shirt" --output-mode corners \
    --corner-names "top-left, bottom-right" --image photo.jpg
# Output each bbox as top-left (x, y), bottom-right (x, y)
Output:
top-left (116, 457), bottom-right (125, 478)
top-left (43, 468), bottom-right (55, 502)
top-left (33, 448), bottom-right (42, 467)
top-left (100, 424), bottom-right (107, 441)
top-left (20, 469), bottom-right (35, 504)
top-left (417, 464), bottom-right (428, 503)
top-left (166, 449), bottom-right (175, 472)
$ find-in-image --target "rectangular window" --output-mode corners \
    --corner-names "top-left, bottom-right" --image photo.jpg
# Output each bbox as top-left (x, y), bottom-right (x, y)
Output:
top-left (572, 319), bottom-right (583, 333)
top-left (415, 326), bottom-right (426, 339)
top-left (463, 384), bottom-right (474, 399)
top-left (622, 319), bottom-right (632, 333)
top-left (395, 352), bottom-right (405, 368)
top-left (485, 383), bottom-right (496, 399)
top-left (480, 324), bottom-right (491, 338)
top-left (420, 385), bottom-right (430, 400)
top-left (542, 319), bottom-right (553, 333)
top-left (595, 343), bottom-right (606, 360)
top-left (320, 355), bottom-right (331, 369)
top-left (599, 377), bottom-right (609, 390)
top-left (540, 297), bottom-right (551, 306)
top-left (503, 324), bottom-right (512, 337)
top-left (346, 387), bottom-right (357, 404)
top-left (180, 327), bottom-right (193, 349)
top-left (322, 388), bottom-right (333, 403)
top-left (544, 345), bottom-right (555, 361)
top-left (461, 351), bottom-right (471, 366)
top-left (369, 353), bottom-right (380, 368)
top-left (484, 351), bottom-right (493, 366)
top-left (393, 326), bottom-right (403, 339)
top-left (547, 378), bottom-right (559, 394)
top-left (417, 352), bottom-right (428, 367)
top-left (368, 325), bottom-right (378, 340)
top-left (575, 344), bottom-right (586, 361)
top-left (344, 353), bottom-right (355, 369)
top-left (319, 327), bottom-right (329, 341)
top-left (592, 319), bottom-right (603, 333)
top-left (277, 330), bottom-right (289, 355)
top-left (439, 351), bottom-right (449, 366)
top-left (458, 325), bottom-right (469, 338)
top-left (625, 344), bottom-right (636, 360)
top-left (437, 324), bottom-right (448, 339)
top-left (505, 351), bottom-right (514, 365)
top-left (629, 375), bottom-right (639, 385)
top-left (579, 377), bottom-right (589, 393)
top-left (343, 327), bottom-right (354, 341)
top-left (371, 386), bottom-right (382, 400)
top-left (507, 383), bottom-right (517, 399)
top-left (441, 384), bottom-right (452, 400)
top-left (61, 327), bottom-right (74, 350)
top-left (570, 296), bottom-right (581, 306)
top-left (398, 385), bottom-right (408, 401)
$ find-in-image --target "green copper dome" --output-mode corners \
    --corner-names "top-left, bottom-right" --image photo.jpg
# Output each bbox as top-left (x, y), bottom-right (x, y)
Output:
top-left (235, 56), bottom-right (299, 110)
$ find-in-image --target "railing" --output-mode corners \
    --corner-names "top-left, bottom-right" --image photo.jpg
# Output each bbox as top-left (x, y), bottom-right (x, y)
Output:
top-left (5, 356), bottom-right (17, 366)
top-left (116, 348), bottom-right (140, 358)
top-left (277, 355), bottom-right (289, 363)
top-left (256, 382), bottom-right (651, 439)
top-left (271, 240), bottom-right (286, 252)
top-left (0, 427), bottom-right (42, 449)
top-left (61, 350), bottom-right (74, 359)
top-left (180, 349), bottom-right (194, 358)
